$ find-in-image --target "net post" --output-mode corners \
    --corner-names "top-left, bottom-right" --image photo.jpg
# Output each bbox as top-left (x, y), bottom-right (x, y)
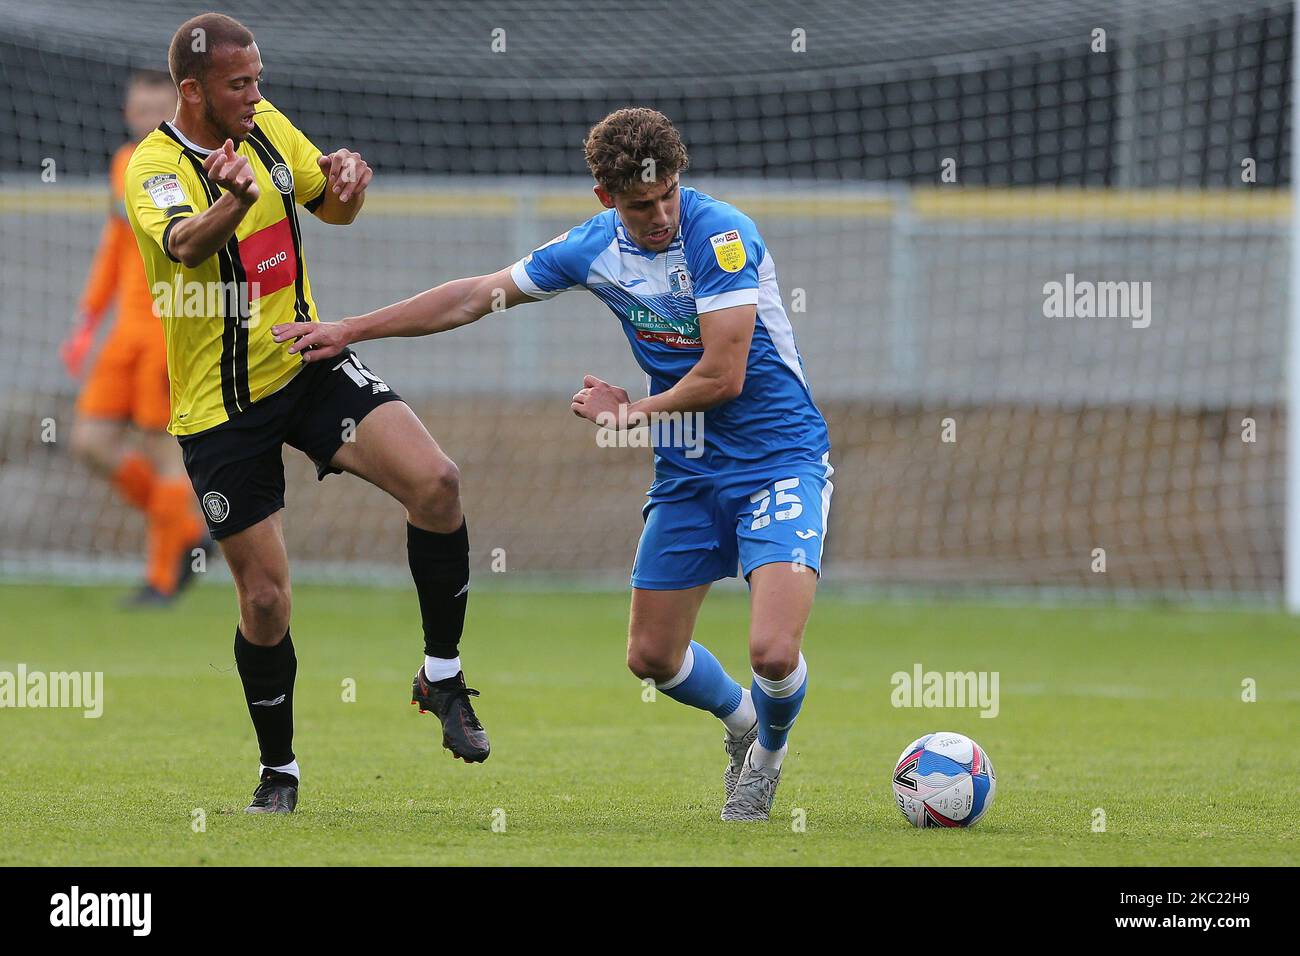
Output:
top-left (1287, 0), bottom-right (1300, 612)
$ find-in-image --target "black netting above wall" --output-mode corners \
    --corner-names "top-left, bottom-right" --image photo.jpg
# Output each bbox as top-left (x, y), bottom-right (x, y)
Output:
top-left (0, 0), bottom-right (1290, 185)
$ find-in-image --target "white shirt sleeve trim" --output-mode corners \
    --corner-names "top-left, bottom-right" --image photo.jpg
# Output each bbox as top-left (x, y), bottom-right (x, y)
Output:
top-left (509, 259), bottom-right (566, 300)
top-left (512, 260), bottom-right (574, 300)
top-left (695, 288), bottom-right (759, 314)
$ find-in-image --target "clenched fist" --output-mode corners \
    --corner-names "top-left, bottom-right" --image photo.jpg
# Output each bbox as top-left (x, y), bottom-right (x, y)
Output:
top-left (571, 374), bottom-right (632, 425)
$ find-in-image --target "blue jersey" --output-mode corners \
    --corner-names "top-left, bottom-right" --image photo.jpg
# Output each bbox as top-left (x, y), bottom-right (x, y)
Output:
top-left (510, 187), bottom-right (830, 477)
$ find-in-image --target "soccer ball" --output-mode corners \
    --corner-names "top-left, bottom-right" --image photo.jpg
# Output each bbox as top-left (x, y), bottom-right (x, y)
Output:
top-left (892, 732), bottom-right (996, 828)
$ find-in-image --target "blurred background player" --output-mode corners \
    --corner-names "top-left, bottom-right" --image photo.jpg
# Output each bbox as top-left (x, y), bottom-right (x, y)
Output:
top-left (60, 70), bottom-right (209, 607)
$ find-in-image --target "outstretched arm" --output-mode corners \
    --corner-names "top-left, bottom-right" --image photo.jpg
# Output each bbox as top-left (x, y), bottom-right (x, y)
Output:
top-left (271, 266), bottom-right (535, 363)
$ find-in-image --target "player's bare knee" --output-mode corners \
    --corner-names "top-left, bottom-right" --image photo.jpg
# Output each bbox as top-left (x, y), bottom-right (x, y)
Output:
top-left (240, 580), bottom-right (291, 626)
top-left (408, 458), bottom-right (461, 525)
top-left (626, 640), bottom-right (680, 683)
top-left (433, 457), bottom-right (461, 500)
top-left (750, 644), bottom-right (799, 681)
top-left (625, 650), bottom-right (665, 682)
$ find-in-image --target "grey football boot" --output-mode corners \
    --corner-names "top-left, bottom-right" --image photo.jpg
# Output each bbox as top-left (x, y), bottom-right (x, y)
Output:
top-left (720, 742), bottom-right (781, 821)
top-left (723, 720), bottom-right (759, 800)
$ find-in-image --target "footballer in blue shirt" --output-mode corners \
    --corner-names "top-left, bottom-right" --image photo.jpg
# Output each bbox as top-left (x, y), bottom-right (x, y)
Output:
top-left (273, 108), bottom-right (832, 821)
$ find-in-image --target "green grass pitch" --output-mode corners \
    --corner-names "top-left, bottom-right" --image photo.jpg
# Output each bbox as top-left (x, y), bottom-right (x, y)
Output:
top-left (0, 582), bottom-right (1295, 866)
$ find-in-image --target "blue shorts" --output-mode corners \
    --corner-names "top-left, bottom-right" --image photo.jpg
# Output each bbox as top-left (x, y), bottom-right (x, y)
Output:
top-left (631, 454), bottom-right (834, 590)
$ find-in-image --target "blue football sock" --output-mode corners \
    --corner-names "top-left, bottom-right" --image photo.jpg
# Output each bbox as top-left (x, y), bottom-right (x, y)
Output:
top-left (752, 654), bottom-right (808, 750)
top-left (657, 642), bottom-right (743, 719)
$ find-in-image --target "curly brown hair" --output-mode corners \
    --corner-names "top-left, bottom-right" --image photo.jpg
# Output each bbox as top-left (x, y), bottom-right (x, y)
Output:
top-left (583, 108), bottom-right (689, 196)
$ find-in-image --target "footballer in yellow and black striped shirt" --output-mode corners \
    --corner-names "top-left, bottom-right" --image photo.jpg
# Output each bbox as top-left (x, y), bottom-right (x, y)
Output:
top-left (126, 66), bottom-right (329, 434)
top-left (128, 98), bottom-right (325, 437)
top-left (126, 13), bottom-right (490, 812)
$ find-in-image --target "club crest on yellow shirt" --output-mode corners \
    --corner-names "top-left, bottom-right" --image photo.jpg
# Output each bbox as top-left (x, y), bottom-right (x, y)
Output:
top-left (709, 230), bottom-right (746, 273)
top-left (270, 163), bottom-right (294, 195)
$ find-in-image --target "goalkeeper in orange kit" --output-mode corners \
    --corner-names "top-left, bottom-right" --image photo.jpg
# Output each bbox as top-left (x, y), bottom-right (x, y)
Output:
top-left (61, 70), bottom-right (209, 606)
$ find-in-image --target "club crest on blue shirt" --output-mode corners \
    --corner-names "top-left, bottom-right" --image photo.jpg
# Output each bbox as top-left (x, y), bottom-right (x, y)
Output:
top-left (668, 264), bottom-right (693, 296)
top-left (665, 244), bottom-right (693, 298)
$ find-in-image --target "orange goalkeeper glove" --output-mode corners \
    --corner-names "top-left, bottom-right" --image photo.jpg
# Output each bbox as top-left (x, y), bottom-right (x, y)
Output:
top-left (60, 315), bottom-right (97, 379)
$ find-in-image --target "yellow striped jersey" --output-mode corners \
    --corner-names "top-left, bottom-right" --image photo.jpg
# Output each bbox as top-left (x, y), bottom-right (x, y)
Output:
top-left (124, 99), bottom-right (329, 435)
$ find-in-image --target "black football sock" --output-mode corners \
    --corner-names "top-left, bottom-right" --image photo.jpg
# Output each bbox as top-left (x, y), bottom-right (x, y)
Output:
top-left (407, 519), bottom-right (469, 660)
top-left (233, 627), bottom-right (296, 769)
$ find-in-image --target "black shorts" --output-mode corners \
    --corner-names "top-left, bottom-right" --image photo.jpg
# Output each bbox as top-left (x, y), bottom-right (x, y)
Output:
top-left (179, 349), bottom-right (402, 539)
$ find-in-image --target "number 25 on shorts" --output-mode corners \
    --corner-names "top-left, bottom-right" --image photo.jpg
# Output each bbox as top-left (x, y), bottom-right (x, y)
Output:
top-left (750, 477), bottom-right (802, 531)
